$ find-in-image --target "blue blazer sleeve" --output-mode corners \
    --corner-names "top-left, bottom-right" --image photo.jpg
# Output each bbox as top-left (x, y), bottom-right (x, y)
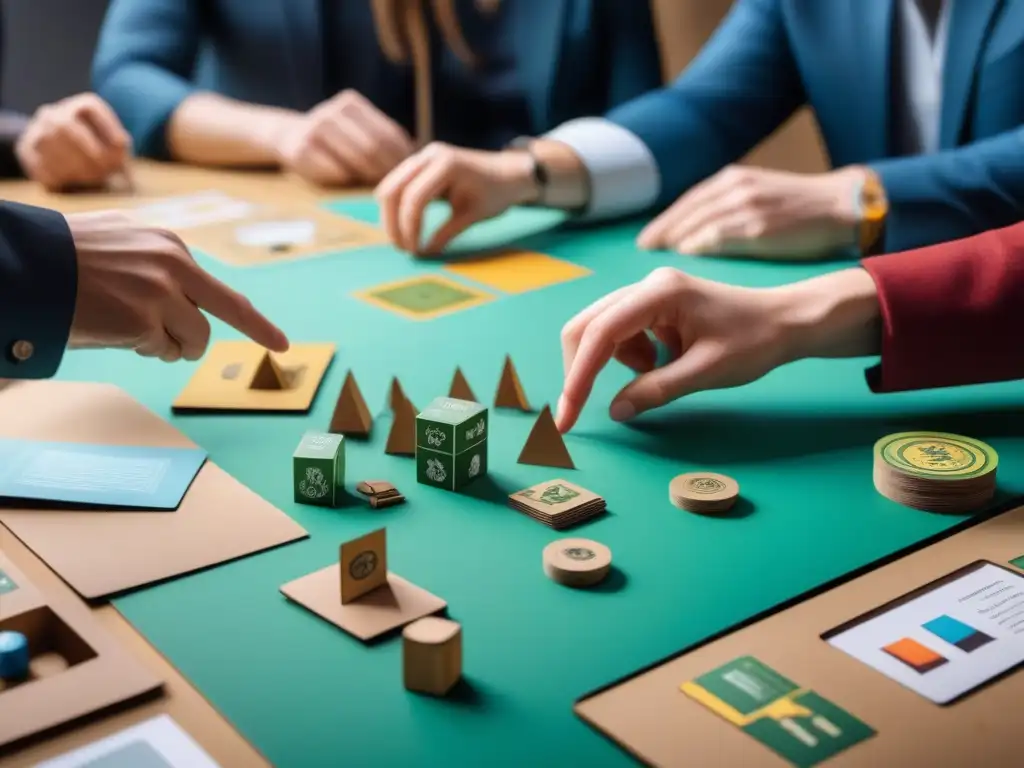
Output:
top-left (0, 202), bottom-right (77, 379)
top-left (605, 0), bottom-right (805, 209)
top-left (599, 0), bottom-right (664, 107)
top-left (870, 130), bottom-right (1024, 252)
top-left (91, 0), bottom-right (203, 160)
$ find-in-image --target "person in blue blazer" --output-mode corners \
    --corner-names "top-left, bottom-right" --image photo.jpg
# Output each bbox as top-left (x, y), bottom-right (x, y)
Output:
top-left (91, 0), bottom-right (662, 188)
top-left (374, 0), bottom-right (1024, 259)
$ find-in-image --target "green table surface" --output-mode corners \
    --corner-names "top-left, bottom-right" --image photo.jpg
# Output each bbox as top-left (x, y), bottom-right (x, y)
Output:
top-left (52, 199), bottom-right (1024, 767)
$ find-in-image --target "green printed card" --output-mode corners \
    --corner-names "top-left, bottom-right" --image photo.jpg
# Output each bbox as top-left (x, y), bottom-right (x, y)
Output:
top-left (1010, 554), bottom-right (1024, 571)
top-left (681, 656), bottom-right (875, 767)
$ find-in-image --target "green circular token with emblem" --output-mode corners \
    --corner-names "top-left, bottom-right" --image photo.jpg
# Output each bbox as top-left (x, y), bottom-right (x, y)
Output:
top-left (874, 432), bottom-right (998, 480)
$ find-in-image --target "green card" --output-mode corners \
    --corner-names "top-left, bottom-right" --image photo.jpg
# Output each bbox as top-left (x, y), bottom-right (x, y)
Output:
top-left (354, 275), bottom-right (493, 320)
top-left (1010, 555), bottom-right (1024, 571)
top-left (0, 568), bottom-right (17, 595)
top-left (682, 656), bottom-right (875, 767)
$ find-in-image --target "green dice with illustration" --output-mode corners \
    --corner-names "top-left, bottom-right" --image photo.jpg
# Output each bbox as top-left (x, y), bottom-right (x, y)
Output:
top-left (293, 431), bottom-right (345, 507)
top-left (416, 396), bottom-right (488, 491)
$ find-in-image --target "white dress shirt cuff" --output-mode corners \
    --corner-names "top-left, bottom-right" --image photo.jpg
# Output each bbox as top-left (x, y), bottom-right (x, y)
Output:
top-left (543, 117), bottom-right (660, 220)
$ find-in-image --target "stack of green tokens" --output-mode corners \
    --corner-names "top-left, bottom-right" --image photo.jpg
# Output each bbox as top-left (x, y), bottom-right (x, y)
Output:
top-left (873, 431), bottom-right (998, 513)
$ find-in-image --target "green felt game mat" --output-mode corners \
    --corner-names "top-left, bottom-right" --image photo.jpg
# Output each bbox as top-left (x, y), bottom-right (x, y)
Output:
top-left (46, 200), bottom-right (1024, 766)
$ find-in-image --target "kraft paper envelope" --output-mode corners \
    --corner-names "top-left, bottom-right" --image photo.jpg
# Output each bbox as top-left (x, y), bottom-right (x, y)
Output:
top-left (0, 380), bottom-right (308, 599)
top-left (0, 554), bottom-right (162, 749)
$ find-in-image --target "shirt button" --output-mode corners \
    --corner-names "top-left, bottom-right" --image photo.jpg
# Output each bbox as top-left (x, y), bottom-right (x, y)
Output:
top-left (10, 340), bottom-right (34, 362)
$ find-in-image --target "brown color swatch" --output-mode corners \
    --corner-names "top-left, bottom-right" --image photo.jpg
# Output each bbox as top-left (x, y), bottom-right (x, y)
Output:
top-left (388, 378), bottom-right (407, 411)
top-left (0, 554), bottom-right (162, 749)
top-left (329, 372), bottom-right (373, 437)
top-left (494, 355), bottom-right (530, 410)
top-left (280, 568), bottom-right (446, 642)
top-left (386, 394), bottom-right (417, 456)
top-left (249, 352), bottom-right (287, 390)
top-left (0, 381), bottom-right (308, 600)
top-left (448, 367), bottom-right (476, 402)
top-left (518, 405), bottom-right (575, 469)
top-left (339, 528), bottom-right (388, 605)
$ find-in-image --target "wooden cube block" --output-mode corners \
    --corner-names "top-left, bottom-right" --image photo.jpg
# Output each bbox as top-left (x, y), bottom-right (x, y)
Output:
top-left (293, 431), bottom-right (345, 507)
top-left (402, 617), bottom-right (462, 696)
top-left (416, 397), bottom-right (487, 491)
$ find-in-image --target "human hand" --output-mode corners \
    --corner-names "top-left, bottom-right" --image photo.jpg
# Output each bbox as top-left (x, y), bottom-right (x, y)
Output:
top-left (67, 211), bottom-right (289, 362)
top-left (277, 90), bottom-right (415, 187)
top-left (555, 266), bottom-right (880, 431)
top-left (637, 166), bottom-right (867, 259)
top-left (375, 143), bottom-right (538, 255)
top-left (15, 93), bottom-right (132, 192)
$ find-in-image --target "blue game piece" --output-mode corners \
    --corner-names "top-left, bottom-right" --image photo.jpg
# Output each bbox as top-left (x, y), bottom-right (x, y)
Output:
top-left (0, 630), bottom-right (29, 679)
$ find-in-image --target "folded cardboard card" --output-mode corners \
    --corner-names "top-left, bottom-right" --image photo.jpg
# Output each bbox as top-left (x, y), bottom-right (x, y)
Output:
top-left (0, 380), bottom-right (308, 599)
top-left (0, 439), bottom-right (206, 509)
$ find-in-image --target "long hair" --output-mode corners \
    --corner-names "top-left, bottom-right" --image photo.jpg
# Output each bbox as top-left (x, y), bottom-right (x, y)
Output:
top-left (369, 0), bottom-right (501, 143)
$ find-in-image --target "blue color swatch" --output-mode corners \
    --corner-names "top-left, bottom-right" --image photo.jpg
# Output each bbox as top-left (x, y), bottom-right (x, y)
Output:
top-left (923, 615), bottom-right (994, 653)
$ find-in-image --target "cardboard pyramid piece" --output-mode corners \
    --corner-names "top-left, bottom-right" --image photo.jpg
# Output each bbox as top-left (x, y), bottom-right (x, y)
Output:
top-left (386, 394), bottom-right (417, 456)
top-left (518, 405), bottom-right (575, 469)
top-left (448, 367), bottom-right (477, 402)
top-left (388, 377), bottom-right (408, 411)
top-left (494, 355), bottom-right (530, 410)
top-left (250, 352), bottom-right (288, 390)
top-left (329, 371), bottom-right (373, 437)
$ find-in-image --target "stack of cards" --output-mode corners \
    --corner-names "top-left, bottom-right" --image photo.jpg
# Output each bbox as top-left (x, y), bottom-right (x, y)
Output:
top-left (873, 432), bottom-right (998, 513)
top-left (508, 479), bottom-right (605, 529)
top-left (542, 538), bottom-right (611, 588)
top-left (356, 480), bottom-right (406, 509)
top-left (669, 472), bottom-right (739, 514)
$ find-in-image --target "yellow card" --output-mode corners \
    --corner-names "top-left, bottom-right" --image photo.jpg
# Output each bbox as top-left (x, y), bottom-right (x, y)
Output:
top-left (443, 250), bottom-right (591, 294)
top-left (353, 274), bottom-right (494, 321)
top-left (172, 341), bottom-right (336, 412)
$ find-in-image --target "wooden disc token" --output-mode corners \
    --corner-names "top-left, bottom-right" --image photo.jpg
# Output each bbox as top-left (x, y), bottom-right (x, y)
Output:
top-left (542, 538), bottom-right (611, 588)
top-left (669, 472), bottom-right (739, 513)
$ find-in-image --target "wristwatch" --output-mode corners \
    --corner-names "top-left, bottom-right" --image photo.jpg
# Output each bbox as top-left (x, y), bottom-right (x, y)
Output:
top-left (857, 169), bottom-right (888, 256)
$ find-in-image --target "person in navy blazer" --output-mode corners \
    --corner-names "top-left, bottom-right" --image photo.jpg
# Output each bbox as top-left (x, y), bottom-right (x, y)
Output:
top-left (374, 0), bottom-right (1024, 260)
top-left (91, 0), bottom-right (662, 187)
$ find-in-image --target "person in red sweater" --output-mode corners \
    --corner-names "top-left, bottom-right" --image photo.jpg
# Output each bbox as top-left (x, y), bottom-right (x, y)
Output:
top-left (555, 221), bottom-right (1024, 433)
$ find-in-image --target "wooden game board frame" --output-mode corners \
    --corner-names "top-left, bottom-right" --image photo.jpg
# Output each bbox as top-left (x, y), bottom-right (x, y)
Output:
top-left (574, 495), bottom-right (1024, 766)
top-left (0, 555), bottom-right (162, 751)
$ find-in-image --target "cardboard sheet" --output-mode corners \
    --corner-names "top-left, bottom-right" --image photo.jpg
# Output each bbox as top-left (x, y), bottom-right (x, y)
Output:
top-left (0, 554), bottom-right (162, 750)
top-left (574, 501), bottom-right (1024, 767)
top-left (0, 381), bottom-right (308, 600)
top-left (172, 341), bottom-right (335, 413)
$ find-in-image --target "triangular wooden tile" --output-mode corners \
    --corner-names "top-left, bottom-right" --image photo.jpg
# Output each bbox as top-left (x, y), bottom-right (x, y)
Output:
top-left (329, 371), bottom-right (373, 437)
top-left (250, 352), bottom-right (287, 390)
top-left (518, 405), bottom-right (574, 469)
top-left (388, 377), bottom-right (408, 411)
top-left (449, 367), bottom-right (477, 402)
top-left (494, 355), bottom-right (530, 410)
top-left (385, 395), bottom-right (417, 456)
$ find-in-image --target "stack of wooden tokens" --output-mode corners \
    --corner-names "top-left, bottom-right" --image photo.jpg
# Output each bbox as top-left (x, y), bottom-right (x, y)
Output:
top-left (669, 472), bottom-right (740, 514)
top-left (873, 432), bottom-right (998, 513)
top-left (542, 538), bottom-right (611, 588)
top-left (356, 480), bottom-right (406, 509)
top-left (508, 479), bottom-right (606, 529)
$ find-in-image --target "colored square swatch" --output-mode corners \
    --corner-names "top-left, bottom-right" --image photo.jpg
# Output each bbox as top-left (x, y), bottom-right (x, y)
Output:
top-left (923, 615), bottom-right (994, 652)
top-left (1010, 554), bottom-right (1024, 570)
top-left (0, 568), bottom-right (17, 595)
top-left (81, 741), bottom-right (174, 768)
top-left (354, 275), bottom-right (494, 320)
top-left (443, 251), bottom-right (591, 294)
top-left (882, 637), bottom-right (947, 673)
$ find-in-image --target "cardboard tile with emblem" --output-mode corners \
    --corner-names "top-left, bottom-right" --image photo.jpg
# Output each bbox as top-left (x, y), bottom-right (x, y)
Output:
top-left (172, 340), bottom-right (335, 412)
top-left (0, 554), bottom-right (162, 749)
top-left (280, 527), bottom-right (446, 642)
top-left (0, 380), bottom-right (308, 599)
top-left (518, 405), bottom-right (575, 469)
top-left (509, 478), bottom-right (606, 529)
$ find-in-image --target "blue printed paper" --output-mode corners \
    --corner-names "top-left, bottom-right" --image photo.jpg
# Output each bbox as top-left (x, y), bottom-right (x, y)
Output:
top-left (0, 439), bottom-right (207, 510)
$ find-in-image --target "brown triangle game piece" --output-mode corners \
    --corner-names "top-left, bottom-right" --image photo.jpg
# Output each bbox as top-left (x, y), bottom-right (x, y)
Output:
top-left (448, 367), bottom-right (477, 402)
top-left (386, 394), bottom-right (417, 456)
top-left (388, 378), bottom-right (408, 411)
top-left (518, 405), bottom-right (575, 469)
top-left (329, 371), bottom-right (373, 437)
top-left (250, 352), bottom-right (287, 390)
top-left (494, 355), bottom-right (530, 410)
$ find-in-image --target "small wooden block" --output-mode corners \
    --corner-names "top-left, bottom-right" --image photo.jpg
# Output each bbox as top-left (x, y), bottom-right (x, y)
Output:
top-left (448, 367), bottom-right (477, 402)
top-left (330, 371), bottom-right (373, 437)
top-left (339, 528), bottom-right (387, 605)
top-left (518, 405), bottom-right (575, 469)
top-left (250, 352), bottom-right (288, 390)
top-left (370, 494), bottom-right (405, 509)
top-left (280, 567), bottom-right (446, 642)
top-left (356, 480), bottom-right (396, 497)
top-left (403, 617), bottom-right (462, 696)
top-left (385, 394), bottom-right (417, 456)
top-left (494, 355), bottom-right (530, 410)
